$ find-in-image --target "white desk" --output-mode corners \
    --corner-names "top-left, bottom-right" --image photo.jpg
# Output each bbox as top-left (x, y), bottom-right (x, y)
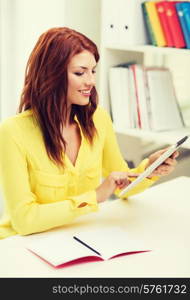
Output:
top-left (0, 176), bottom-right (190, 278)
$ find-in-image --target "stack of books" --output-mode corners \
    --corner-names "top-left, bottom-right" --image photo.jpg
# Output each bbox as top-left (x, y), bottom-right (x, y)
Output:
top-left (142, 1), bottom-right (190, 49)
top-left (109, 63), bottom-right (185, 132)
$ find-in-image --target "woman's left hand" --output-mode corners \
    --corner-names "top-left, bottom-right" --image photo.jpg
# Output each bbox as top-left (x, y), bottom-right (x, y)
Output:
top-left (147, 148), bottom-right (179, 177)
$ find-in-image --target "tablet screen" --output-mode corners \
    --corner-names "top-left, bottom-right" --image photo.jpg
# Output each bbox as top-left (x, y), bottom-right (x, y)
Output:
top-left (119, 135), bottom-right (189, 197)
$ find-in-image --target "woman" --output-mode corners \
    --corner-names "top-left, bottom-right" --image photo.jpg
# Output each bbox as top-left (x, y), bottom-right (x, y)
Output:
top-left (0, 27), bottom-right (178, 239)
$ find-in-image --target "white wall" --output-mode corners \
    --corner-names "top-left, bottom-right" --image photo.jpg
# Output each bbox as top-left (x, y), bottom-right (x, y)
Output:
top-left (0, 0), bottom-right (66, 121)
top-left (64, 0), bottom-right (101, 91)
top-left (0, 0), bottom-right (66, 215)
top-left (65, 0), bottom-right (100, 47)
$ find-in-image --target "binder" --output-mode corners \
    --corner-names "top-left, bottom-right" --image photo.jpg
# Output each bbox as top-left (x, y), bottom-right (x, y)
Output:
top-left (144, 1), bottom-right (167, 47)
top-left (142, 2), bottom-right (157, 46)
top-left (117, 0), bottom-right (148, 46)
top-left (156, 1), bottom-right (175, 47)
top-left (176, 2), bottom-right (190, 49)
top-left (162, 1), bottom-right (186, 48)
top-left (102, 0), bottom-right (147, 47)
top-left (182, 2), bottom-right (190, 34)
top-left (101, 0), bottom-right (120, 45)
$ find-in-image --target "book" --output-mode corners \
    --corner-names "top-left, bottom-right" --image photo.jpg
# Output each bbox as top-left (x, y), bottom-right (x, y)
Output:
top-left (142, 2), bottom-right (157, 46)
top-left (176, 2), bottom-right (190, 49)
top-left (129, 64), bottom-right (142, 128)
top-left (155, 1), bottom-right (175, 47)
top-left (162, 1), bottom-right (186, 48)
top-left (109, 65), bottom-right (133, 132)
top-left (128, 67), bottom-right (139, 128)
top-left (182, 2), bottom-right (190, 34)
top-left (144, 1), bottom-right (167, 47)
top-left (26, 227), bottom-right (149, 268)
top-left (129, 64), bottom-right (150, 130)
top-left (119, 135), bottom-right (189, 197)
top-left (145, 67), bottom-right (185, 131)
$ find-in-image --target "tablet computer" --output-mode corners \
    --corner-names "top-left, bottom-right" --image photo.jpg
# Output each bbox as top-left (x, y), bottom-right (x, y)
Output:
top-left (119, 135), bottom-right (189, 197)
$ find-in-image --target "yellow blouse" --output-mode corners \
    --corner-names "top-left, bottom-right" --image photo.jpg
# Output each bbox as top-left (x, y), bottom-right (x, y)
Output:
top-left (0, 106), bottom-right (158, 239)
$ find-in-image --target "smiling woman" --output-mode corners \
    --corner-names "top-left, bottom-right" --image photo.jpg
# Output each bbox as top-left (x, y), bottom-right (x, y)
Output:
top-left (0, 27), bottom-right (178, 239)
top-left (67, 51), bottom-right (97, 107)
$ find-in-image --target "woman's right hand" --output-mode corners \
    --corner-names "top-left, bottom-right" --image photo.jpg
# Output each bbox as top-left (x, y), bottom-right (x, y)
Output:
top-left (95, 172), bottom-right (139, 203)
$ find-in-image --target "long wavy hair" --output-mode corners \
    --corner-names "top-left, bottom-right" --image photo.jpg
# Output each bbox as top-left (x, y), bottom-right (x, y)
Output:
top-left (18, 27), bottom-right (99, 167)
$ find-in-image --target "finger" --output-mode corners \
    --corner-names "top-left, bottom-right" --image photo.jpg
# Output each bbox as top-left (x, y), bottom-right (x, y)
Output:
top-left (127, 173), bottom-right (139, 178)
top-left (163, 158), bottom-right (177, 166)
top-left (171, 151), bottom-right (179, 159)
top-left (118, 181), bottom-right (131, 189)
top-left (152, 165), bottom-right (174, 176)
top-left (156, 165), bottom-right (171, 173)
top-left (116, 178), bottom-right (130, 187)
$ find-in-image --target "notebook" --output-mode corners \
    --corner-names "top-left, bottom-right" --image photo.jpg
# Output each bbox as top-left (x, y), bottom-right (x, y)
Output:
top-left (26, 227), bottom-right (150, 268)
top-left (119, 135), bottom-right (189, 197)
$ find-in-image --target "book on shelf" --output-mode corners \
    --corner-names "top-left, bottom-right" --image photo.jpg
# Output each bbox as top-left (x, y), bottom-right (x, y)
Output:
top-left (128, 66), bottom-right (140, 129)
top-left (143, 1), bottom-right (167, 47)
top-left (109, 63), bottom-right (185, 132)
top-left (182, 2), bottom-right (190, 34)
top-left (109, 61), bottom-right (138, 132)
top-left (162, 1), bottom-right (186, 48)
top-left (142, 2), bottom-right (157, 46)
top-left (26, 227), bottom-right (149, 268)
top-left (109, 63), bottom-right (134, 132)
top-left (145, 67), bottom-right (185, 131)
top-left (176, 2), bottom-right (190, 49)
top-left (155, 1), bottom-right (175, 47)
top-left (129, 64), bottom-right (150, 130)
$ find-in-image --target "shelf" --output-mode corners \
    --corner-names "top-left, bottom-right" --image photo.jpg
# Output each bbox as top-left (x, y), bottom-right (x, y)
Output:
top-left (105, 44), bottom-right (190, 55)
top-left (114, 127), bottom-right (190, 149)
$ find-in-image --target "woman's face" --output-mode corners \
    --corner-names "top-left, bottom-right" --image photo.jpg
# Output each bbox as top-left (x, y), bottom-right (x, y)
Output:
top-left (67, 50), bottom-right (97, 106)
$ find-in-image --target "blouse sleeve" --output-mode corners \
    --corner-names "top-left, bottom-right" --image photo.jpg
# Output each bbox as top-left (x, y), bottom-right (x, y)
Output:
top-left (0, 122), bottom-right (98, 236)
top-left (102, 109), bottom-right (159, 198)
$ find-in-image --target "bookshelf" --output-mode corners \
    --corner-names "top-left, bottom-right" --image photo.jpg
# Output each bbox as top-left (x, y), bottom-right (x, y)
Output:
top-left (98, 0), bottom-right (190, 153)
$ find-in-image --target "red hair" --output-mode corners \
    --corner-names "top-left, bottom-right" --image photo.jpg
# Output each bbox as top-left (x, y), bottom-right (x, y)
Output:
top-left (18, 27), bottom-right (99, 167)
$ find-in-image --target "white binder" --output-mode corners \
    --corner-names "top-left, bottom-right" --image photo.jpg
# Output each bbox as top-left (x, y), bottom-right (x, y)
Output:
top-left (102, 0), bottom-right (148, 47)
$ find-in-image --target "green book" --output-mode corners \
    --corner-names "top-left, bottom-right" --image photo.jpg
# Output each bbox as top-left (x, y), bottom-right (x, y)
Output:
top-left (142, 2), bottom-right (157, 46)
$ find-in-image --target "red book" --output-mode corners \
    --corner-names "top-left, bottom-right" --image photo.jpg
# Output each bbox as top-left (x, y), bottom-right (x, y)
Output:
top-left (161, 1), bottom-right (186, 48)
top-left (156, 1), bottom-right (174, 47)
top-left (129, 64), bottom-right (142, 129)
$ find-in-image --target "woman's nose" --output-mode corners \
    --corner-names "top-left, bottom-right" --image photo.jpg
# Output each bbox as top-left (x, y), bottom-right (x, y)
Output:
top-left (84, 73), bottom-right (95, 86)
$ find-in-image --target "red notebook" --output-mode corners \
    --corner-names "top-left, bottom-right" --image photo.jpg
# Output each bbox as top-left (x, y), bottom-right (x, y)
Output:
top-left (161, 1), bottom-right (186, 48)
top-left (156, 1), bottom-right (174, 47)
top-left (26, 227), bottom-right (150, 268)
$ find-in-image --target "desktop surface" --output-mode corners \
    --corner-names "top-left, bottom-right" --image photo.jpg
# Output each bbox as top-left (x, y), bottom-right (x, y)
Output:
top-left (0, 176), bottom-right (189, 278)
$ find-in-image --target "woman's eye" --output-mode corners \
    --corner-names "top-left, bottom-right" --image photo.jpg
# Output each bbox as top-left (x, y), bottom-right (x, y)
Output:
top-left (74, 72), bottom-right (84, 76)
top-left (92, 70), bottom-right (96, 74)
